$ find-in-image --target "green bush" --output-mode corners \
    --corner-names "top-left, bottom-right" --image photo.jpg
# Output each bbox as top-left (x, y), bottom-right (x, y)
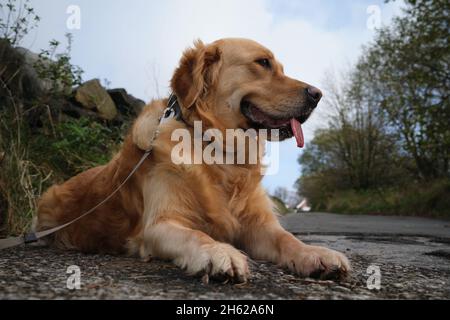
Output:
top-left (0, 1), bottom-right (128, 235)
top-left (30, 117), bottom-right (125, 180)
top-left (34, 34), bottom-right (83, 95)
top-left (0, 108), bottom-right (127, 235)
top-left (323, 180), bottom-right (450, 218)
top-left (296, 0), bottom-right (450, 218)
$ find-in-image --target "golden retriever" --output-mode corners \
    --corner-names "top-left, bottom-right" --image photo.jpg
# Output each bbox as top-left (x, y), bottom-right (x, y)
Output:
top-left (36, 38), bottom-right (350, 282)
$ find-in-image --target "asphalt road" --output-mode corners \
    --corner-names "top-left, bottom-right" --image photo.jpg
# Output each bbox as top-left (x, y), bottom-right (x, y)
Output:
top-left (1, 213), bottom-right (449, 299)
top-left (282, 212), bottom-right (450, 238)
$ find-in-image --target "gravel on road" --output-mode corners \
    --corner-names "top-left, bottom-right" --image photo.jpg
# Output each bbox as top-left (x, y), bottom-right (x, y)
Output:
top-left (1, 213), bottom-right (449, 300)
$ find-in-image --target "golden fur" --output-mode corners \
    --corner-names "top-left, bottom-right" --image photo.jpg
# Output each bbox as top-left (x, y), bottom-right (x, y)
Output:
top-left (36, 38), bottom-right (350, 281)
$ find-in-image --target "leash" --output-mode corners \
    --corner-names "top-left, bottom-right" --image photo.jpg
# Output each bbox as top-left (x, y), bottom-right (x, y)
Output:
top-left (0, 94), bottom-right (183, 250)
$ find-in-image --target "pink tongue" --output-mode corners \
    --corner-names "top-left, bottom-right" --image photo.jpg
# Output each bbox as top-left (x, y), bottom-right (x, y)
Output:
top-left (290, 118), bottom-right (304, 148)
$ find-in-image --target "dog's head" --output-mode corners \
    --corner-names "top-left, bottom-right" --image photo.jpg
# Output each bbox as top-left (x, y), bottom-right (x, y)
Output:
top-left (171, 38), bottom-right (322, 147)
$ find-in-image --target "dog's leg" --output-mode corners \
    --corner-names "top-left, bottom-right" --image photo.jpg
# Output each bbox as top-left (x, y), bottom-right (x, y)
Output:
top-left (142, 220), bottom-right (250, 282)
top-left (241, 214), bottom-right (350, 279)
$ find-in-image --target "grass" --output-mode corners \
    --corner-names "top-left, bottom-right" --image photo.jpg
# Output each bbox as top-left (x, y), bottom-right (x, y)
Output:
top-left (0, 97), bottom-right (127, 235)
top-left (0, 7), bottom-right (127, 236)
top-left (323, 179), bottom-right (450, 218)
top-left (30, 117), bottom-right (125, 180)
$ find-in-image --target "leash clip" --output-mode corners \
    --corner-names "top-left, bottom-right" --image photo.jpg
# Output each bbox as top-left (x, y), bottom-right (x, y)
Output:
top-left (23, 232), bottom-right (38, 244)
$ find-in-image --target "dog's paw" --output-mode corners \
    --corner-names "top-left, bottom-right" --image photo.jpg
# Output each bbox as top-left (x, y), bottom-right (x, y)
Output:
top-left (183, 243), bottom-right (250, 283)
top-left (285, 245), bottom-right (351, 280)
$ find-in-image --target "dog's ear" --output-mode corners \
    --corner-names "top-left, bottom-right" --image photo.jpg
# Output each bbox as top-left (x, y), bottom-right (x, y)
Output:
top-left (171, 40), bottom-right (222, 109)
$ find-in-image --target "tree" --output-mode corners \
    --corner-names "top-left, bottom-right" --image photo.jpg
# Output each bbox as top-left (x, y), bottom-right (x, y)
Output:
top-left (358, 0), bottom-right (450, 179)
top-left (273, 187), bottom-right (300, 208)
top-left (0, 0), bottom-right (40, 45)
top-left (296, 0), bottom-right (450, 213)
top-left (298, 70), bottom-right (403, 196)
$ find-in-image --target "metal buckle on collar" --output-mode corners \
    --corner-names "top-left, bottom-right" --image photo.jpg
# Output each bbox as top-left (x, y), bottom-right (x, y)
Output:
top-left (160, 93), bottom-right (183, 124)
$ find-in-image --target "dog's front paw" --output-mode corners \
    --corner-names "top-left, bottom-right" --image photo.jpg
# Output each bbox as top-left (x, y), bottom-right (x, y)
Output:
top-left (182, 243), bottom-right (250, 283)
top-left (284, 245), bottom-right (351, 280)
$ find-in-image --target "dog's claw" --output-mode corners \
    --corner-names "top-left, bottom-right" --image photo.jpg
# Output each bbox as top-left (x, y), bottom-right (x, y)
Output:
top-left (201, 273), bottom-right (209, 285)
top-left (234, 278), bottom-right (248, 287)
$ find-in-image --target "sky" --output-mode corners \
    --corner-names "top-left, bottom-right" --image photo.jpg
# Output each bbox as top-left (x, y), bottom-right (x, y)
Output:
top-left (20, 0), bottom-right (404, 194)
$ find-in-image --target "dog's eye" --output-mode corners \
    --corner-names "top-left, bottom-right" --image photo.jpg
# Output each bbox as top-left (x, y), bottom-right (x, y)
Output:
top-left (255, 58), bottom-right (271, 69)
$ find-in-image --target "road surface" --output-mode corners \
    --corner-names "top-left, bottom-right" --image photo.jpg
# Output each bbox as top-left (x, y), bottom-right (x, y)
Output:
top-left (1, 213), bottom-right (449, 299)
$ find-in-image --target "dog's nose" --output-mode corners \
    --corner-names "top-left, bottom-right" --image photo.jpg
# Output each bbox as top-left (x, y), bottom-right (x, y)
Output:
top-left (305, 86), bottom-right (322, 105)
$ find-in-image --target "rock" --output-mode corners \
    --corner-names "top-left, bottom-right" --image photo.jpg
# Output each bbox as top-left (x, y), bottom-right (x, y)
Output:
top-left (74, 79), bottom-right (118, 120)
top-left (60, 98), bottom-right (105, 121)
top-left (107, 88), bottom-right (145, 117)
top-left (15, 47), bottom-right (56, 94)
top-left (0, 41), bottom-right (73, 100)
top-left (0, 40), bottom-right (42, 100)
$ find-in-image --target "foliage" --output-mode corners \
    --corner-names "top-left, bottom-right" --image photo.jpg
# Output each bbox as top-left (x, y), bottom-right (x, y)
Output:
top-left (31, 117), bottom-right (125, 180)
top-left (360, 0), bottom-right (450, 179)
top-left (34, 34), bottom-right (84, 95)
top-left (0, 2), bottom-right (124, 235)
top-left (0, 106), bottom-right (125, 234)
top-left (0, 0), bottom-right (40, 45)
top-left (297, 0), bottom-right (450, 216)
top-left (324, 179), bottom-right (450, 218)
